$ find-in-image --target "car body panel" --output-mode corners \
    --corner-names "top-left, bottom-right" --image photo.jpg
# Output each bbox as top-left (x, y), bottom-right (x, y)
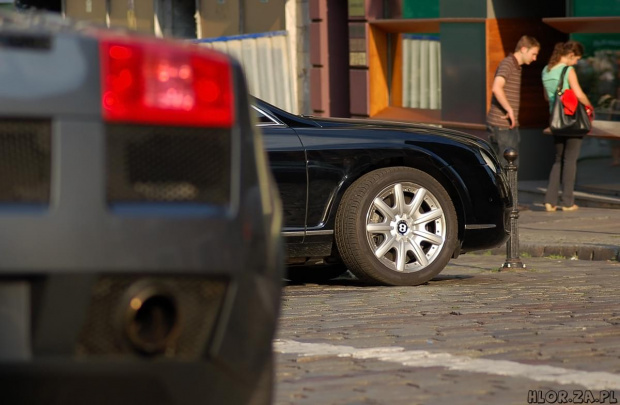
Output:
top-left (0, 13), bottom-right (282, 404)
top-left (253, 97), bottom-right (511, 264)
top-left (261, 125), bottom-right (307, 234)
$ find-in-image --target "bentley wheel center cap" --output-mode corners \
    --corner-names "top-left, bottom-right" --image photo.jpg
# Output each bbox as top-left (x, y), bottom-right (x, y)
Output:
top-left (396, 220), bottom-right (409, 235)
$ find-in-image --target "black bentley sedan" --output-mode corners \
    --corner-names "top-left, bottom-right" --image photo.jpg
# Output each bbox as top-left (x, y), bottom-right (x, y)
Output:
top-left (252, 97), bottom-right (511, 286)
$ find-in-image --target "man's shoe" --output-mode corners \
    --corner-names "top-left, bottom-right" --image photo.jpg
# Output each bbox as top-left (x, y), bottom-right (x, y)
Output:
top-left (544, 203), bottom-right (557, 212)
top-left (561, 204), bottom-right (579, 211)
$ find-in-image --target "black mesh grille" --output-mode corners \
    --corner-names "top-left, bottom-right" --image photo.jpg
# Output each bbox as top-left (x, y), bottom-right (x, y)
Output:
top-left (0, 120), bottom-right (51, 203)
top-left (76, 275), bottom-right (228, 360)
top-left (107, 125), bottom-right (231, 204)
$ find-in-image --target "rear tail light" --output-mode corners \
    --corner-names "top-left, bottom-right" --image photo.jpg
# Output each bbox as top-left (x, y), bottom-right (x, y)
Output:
top-left (100, 38), bottom-right (234, 128)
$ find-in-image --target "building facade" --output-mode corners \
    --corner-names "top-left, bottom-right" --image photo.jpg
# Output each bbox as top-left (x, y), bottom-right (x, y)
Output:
top-left (15, 0), bottom-right (620, 183)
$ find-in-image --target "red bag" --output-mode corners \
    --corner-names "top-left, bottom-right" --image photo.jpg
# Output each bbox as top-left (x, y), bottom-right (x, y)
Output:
top-left (549, 66), bottom-right (592, 135)
top-left (560, 89), bottom-right (578, 115)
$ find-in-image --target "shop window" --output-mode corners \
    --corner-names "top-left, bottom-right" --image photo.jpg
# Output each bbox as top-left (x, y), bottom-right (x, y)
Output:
top-left (572, 34), bottom-right (620, 121)
top-left (401, 34), bottom-right (441, 109)
top-left (366, 19), bottom-right (443, 122)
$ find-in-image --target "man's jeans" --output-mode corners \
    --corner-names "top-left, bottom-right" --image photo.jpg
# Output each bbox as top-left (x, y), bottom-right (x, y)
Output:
top-left (488, 125), bottom-right (520, 167)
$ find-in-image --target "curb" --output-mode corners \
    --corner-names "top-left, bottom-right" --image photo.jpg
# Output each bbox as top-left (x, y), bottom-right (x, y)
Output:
top-left (489, 243), bottom-right (620, 261)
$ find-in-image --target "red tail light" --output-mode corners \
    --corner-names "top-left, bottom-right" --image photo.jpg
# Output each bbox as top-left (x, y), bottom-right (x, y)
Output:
top-left (100, 38), bottom-right (234, 127)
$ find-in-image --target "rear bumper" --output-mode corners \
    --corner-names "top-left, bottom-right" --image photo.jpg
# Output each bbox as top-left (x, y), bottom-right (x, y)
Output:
top-left (0, 271), bottom-right (280, 405)
top-left (0, 359), bottom-right (264, 405)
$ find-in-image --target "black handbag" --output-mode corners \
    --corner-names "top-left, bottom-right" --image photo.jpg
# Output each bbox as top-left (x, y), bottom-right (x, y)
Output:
top-left (549, 66), bottom-right (591, 135)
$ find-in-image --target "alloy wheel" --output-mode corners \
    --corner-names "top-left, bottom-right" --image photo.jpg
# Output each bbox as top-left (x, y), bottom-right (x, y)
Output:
top-left (365, 182), bottom-right (446, 273)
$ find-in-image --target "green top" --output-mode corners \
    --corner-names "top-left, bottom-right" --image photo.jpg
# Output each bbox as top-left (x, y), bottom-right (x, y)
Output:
top-left (542, 64), bottom-right (572, 111)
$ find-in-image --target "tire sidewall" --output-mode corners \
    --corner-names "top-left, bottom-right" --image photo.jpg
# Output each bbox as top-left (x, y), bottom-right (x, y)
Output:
top-left (339, 167), bottom-right (458, 286)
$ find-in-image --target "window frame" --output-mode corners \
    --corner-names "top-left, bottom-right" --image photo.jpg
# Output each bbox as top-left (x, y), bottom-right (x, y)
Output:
top-left (251, 105), bottom-right (286, 127)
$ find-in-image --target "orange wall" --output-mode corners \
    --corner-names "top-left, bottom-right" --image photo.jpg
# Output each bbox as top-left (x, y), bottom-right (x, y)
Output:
top-left (368, 24), bottom-right (389, 116)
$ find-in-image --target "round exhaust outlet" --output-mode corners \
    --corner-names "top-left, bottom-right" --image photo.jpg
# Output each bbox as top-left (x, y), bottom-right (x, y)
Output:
top-left (123, 283), bottom-right (181, 355)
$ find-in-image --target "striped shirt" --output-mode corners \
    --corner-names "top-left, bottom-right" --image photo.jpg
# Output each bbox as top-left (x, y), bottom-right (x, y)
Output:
top-left (487, 54), bottom-right (522, 128)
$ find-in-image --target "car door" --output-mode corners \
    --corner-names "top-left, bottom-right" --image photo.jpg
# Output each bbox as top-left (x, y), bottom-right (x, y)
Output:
top-left (253, 105), bottom-right (307, 240)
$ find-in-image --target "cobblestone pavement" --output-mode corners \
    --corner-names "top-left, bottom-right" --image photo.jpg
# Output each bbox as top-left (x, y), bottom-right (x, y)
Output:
top-left (274, 255), bottom-right (620, 405)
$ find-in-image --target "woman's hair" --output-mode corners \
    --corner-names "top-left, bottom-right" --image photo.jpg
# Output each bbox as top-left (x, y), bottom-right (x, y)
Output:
top-left (546, 41), bottom-right (585, 71)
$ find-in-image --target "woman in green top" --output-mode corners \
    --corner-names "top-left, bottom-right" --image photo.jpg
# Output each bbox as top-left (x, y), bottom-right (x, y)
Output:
top-left (541, 41), bottom-right (593, 212)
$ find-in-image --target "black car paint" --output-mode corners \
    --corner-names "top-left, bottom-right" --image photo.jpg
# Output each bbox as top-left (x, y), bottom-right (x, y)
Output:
top-left (254, 97), bottom-right (511, 261)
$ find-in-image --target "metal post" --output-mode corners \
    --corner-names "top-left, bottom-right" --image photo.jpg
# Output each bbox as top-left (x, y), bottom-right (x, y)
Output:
top-left (502, 148), bottom-right (525, 269)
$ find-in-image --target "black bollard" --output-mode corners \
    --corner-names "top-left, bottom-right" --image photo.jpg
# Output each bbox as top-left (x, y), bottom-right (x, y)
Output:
top-left (502, 148), bottom-right (525, 270)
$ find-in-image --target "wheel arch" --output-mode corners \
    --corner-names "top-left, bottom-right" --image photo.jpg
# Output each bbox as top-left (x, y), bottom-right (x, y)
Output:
top-left (327, 150), bottom-right (470, 256)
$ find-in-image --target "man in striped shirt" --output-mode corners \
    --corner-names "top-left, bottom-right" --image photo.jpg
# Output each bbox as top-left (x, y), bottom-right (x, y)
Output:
top-left (487, 35), bottom-right (540, 167)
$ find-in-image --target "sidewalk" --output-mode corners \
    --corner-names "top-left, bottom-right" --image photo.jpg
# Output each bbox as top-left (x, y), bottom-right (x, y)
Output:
top-left (490, 184), bottom-right (620, 261)
top-left (506, 144), bottom-right (620, 261)
top-left (490, 204), bottom-right (620, 261)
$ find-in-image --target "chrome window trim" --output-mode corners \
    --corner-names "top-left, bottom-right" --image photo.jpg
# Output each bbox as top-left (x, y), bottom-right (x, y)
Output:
top-left (252, 105), bottom-right (285, 127)
top-left (256, 123), bottom-right (286, 127)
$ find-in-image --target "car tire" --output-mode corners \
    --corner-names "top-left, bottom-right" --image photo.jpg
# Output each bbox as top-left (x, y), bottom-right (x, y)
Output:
top-left (335, 167), bottom-right (458, 286)
top-left (285, 264), bottom-right (348, 284)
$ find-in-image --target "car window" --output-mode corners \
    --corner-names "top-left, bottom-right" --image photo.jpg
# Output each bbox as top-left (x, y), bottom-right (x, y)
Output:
top-left (252, 105), bottom-right (283, 126)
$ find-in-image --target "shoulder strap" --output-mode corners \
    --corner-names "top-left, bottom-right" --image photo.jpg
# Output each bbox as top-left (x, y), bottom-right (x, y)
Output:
top-left (556, 66), bottom-right (570, 94)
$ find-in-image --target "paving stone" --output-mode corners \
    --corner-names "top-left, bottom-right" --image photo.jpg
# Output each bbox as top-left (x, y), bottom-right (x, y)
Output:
top-left (275, 254), bottom-right (620, 404)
